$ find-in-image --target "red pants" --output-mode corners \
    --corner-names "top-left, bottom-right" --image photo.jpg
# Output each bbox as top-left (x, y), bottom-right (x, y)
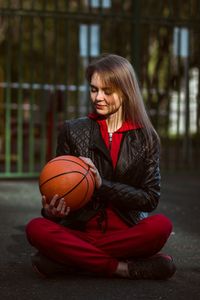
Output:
top-left (26, 211), bottom-right (172, 276)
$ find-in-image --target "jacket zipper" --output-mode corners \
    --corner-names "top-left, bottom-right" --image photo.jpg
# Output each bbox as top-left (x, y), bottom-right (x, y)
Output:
top-left (108, 132), bottom-right (113, 151)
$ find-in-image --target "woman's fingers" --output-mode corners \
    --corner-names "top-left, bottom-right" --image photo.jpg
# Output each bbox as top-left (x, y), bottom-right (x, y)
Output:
top-left (79, 156), bottom-right (94, 167)
top-left (56, 197), bottom-right (65, 211)
top-left (56, 199), bottom-right (71, 217)
top-left (59, 202), bottom-right (71, 216)
top-left (42, 194), bottom-right (70, 218)
top-left (42, 195), bottom-right (47, 207)
top-left (79, 156), bottom-right (102, 189)
top-left (49, 194), bottom-right (59, 209)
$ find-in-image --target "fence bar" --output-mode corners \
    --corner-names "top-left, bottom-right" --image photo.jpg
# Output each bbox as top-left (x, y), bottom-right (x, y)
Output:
top-left (131, 0), bottom-right (141, 77)
top-left (176, 33), bottom-right (182, 169)
top-left (16, 15), bottom-right (24, 173)
top-left (0, 172), bottom-right (39, 178)
top-left (29, 3), bottom-right (35, 172)
top-left (40, 0), bottom-right (48, 166)
top-left (63, 8), bottom-right (69, 119)
top-left (183, 45), bottom-right (191, 166)
top-left (4, 18), bottom-right (11, 174)
top-left (51, 5), bottom-right (59, 157)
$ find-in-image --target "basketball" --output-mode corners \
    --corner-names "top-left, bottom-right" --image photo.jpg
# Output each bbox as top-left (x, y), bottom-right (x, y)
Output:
top-left (39, 155), bottom-right (95, 211)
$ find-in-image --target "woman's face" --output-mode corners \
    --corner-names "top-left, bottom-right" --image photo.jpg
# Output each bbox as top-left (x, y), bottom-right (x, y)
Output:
top-left (90, 72), bottom-right (123, 118)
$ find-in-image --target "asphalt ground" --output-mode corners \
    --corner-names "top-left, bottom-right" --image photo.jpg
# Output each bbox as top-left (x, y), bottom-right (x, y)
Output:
top-left (0, 171), bottom-right (200, 300)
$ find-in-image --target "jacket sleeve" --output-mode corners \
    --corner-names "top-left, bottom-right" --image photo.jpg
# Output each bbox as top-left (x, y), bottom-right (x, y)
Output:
top-left (96, 136), bottom-right (161, 212)
top-left (56, 121), bottom-right (71, 156)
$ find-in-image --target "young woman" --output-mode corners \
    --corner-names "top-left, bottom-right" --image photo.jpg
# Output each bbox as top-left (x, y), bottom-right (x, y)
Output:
top-left (26, 54), bottom-right (176, 280)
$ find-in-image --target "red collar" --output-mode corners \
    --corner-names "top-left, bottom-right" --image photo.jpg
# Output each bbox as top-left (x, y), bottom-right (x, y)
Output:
top-left (88, 113), bottom-right (142, 132)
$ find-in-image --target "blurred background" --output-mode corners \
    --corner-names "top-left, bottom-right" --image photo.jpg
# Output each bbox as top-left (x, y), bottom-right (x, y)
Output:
top-left (0, 3), bottom-right (200, 298)
top-left (0, 0), bottom-right (200, 179)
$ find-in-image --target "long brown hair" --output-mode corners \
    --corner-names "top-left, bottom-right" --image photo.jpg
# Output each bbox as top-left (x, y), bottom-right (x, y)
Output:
top-left (86, 53), bottom-right (159, 145)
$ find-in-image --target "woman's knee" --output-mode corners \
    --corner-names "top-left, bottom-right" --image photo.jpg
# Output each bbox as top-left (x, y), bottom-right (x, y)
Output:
top-left (150, 214), bottom-right (173, 240)
top-left (26, 217), bottom-right (48, 244)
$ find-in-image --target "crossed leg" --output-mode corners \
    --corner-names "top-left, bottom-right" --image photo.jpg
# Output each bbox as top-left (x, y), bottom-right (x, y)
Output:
top-left (26, 214), bottom-right (172, 276)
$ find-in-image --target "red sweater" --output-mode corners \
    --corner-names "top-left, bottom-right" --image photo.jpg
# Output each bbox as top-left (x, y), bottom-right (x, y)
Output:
top-left (87, 113), bottom-right (142, 232)
top-left (88, 113), bottom-right (141, 168)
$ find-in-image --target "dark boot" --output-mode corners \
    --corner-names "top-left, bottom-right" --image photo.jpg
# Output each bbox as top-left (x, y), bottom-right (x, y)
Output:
top-left (128, 253), bottom-right (176, 280)
top-left (31, 252), bottom-right (76, 278)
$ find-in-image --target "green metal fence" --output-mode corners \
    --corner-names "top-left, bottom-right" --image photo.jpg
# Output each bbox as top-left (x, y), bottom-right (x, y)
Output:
top-left (0, 0), bottom-right (200, 178)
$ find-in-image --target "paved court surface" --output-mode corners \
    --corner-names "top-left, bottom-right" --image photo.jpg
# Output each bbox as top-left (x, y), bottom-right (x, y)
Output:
top-left (0, 171), bottom-right (200, 300)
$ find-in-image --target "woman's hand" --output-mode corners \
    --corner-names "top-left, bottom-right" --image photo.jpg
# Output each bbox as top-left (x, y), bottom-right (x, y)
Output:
top-left (79, 156), bottom-right (102, 189)
top-left (42, 194), bottom-right (70, 218)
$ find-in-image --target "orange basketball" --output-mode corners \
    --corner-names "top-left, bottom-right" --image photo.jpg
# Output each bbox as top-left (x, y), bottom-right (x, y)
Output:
top-left (39, 155), bottom-right (95, 211)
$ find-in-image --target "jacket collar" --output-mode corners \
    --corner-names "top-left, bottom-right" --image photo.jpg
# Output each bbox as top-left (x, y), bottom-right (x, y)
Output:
top-left (88, 113), bottom-right (142, 165)
top-left (88, 116), bottom-right (112, 163)
top-left (88, 112), bottom-right (142, 133)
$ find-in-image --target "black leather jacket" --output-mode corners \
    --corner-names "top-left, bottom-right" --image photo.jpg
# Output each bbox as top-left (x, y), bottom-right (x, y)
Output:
top-left (55, 116), bottom-right (161, 229)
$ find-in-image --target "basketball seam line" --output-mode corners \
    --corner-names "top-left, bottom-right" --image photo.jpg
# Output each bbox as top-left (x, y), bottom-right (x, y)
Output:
top-left (48, 158), bottom-right (89, 171)
top-left (39, 171), bottom-right (86, 188)
top-left (57, 168), bottom-right (90, 202)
